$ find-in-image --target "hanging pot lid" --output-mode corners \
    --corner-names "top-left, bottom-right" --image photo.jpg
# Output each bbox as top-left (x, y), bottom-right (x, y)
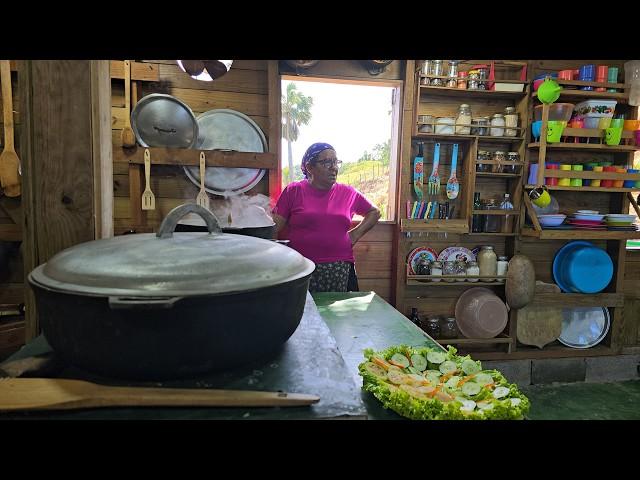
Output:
top-left (183, 109), bottom-right (267, 196)
top-left (29, 204), bottom-right (315, 298)
top-left (131, 94), bottom-right (199, 148)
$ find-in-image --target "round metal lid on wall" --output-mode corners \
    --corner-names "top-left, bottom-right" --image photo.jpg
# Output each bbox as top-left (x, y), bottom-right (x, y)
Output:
top-left (183, 109), bottom-right (268, 196)
top-left (130, 94), bottom-right (199, 148)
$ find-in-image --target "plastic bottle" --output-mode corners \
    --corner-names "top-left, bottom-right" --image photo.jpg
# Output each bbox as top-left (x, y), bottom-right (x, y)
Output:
top-left (500, 193), bottom-right (514, 233)
top-left (409, 307), bottom-right (421, 326)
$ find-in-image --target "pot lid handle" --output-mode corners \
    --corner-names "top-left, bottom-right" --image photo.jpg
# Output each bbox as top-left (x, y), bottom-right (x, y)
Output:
top-left (156, 204), bottom-right (222, 238)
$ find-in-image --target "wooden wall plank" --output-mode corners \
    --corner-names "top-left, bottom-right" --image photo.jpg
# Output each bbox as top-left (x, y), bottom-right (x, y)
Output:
top-left (157, 63), bottom-right (268, 95)
top-left (110, 61), bottom-right (159, 81)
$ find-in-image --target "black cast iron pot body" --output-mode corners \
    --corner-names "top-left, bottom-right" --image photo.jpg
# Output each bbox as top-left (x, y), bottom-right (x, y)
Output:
top-left (27, 204), bottom-right (314, 380)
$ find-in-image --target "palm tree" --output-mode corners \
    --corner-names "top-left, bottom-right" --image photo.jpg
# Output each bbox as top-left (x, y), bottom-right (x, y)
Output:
top-left (282, 83), bottom-right (313, 183)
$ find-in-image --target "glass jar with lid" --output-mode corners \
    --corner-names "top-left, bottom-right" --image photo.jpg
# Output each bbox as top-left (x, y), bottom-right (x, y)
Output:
top-left (420, 60), bottom-right (433, 85)
top-left (430, 60), bottom-right (444, 86)
top-left (504, 106), bottom-right (519, 137)
top-left (443, 260), bottom-right (456, 282)
top-left (491, 151), bottom-right (506, 173)
top-left (490, 114), bottom-right (506, 137)
top-left (440, 317), bottom-right (458, 339)
top-left (467, 70), bottom-right (480, 90)
top-left (446, 61), bottom-right (460, 88)
top-left (457, 71), bottom-right (468, 89)
top-left (477, 245), bottom-right (498, 281)
top-left (474, 65), bottom-right (489, 89)
top-left (455, 104), bottom-right (472, 135)
top-left (482, 200), bottom-right (503, 233)
top-left (416, 256), bottom-right (431, 275)
top-left (477, 150), bottom-right (492, 172)
top-left (430, 261), bottom-right (443, 282)
top-left (466, 261), bottom-right (480, 282)
top-left (503, 152), bottom-right (520, 174)
top-left (422, 316), bottom-right (441, 339)
top-left (497, 255), bottom-right (509, 281)
top-left (454, 260), bottom-right (467, 282)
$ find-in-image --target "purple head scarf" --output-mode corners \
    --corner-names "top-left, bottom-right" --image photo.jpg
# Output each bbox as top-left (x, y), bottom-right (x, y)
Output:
top-left (301, 142), bottom-right (335, 178)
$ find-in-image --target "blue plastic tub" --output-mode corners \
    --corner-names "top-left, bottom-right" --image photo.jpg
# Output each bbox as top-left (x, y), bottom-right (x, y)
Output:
top-left (552, 241), bottom-right (614, 294)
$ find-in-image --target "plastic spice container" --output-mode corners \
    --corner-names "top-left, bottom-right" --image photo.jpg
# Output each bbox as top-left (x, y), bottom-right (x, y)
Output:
top-left (497, 256), bottom-right (509, 281)
top-left (490, 114), bottom-right (506, 137)
top-left (430, 261), bottom-right (443, 282)
top-left (477, 245), bottom-right (498, 281)
top-left (477, 150), bottom-right (492, 172)
top-left (504, 106), bottom-right (519, 137)
top-left (440, 317), bottom-right (458, 339)
top-left (455, 104), bottom-right (472, 135)
top-left (468, 69), bottom-right (480, 90)
top-left (491, 151), bottom-right (506, 173)
top-left (466, 261), bottom-right (480, 282)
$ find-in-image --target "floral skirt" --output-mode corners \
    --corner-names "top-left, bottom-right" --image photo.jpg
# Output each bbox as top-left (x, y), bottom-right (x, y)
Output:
top-left (308, 261), bottom-right (359, 293)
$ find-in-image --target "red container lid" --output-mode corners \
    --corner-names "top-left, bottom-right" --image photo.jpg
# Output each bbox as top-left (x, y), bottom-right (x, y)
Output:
top-left (458, 71), bottom-right (468, 77)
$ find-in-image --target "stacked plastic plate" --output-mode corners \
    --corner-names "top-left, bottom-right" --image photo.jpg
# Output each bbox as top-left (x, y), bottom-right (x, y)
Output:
top-left (604, 214), bottom-right (638, 231)
top-left (565, 210), bottom-right (606, 230)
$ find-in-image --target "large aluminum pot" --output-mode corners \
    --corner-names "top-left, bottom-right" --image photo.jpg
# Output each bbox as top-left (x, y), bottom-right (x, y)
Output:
top-left (27, 204), bottom-right (315, 380)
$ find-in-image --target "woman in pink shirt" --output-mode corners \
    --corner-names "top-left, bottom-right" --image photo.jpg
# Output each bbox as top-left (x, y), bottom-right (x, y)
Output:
top-left (273, 142), bottom-right (380, 292)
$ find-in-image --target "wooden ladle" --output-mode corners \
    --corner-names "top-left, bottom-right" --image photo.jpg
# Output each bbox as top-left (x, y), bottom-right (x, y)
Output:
top-left (121, 60), bottom-right (136, 148)
top-left (0, 60), bottom-right (21, 197)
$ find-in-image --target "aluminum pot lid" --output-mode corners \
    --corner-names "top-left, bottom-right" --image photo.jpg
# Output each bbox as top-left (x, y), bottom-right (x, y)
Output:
top-left (131, 94), bottom-right (199, 148)
top-left (183, 109), bottom-right (267, 196)
top-left (29, 204), bottom-right (315, 298)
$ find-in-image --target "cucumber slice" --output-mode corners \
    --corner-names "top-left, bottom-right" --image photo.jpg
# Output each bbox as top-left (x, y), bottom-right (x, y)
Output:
top-left (460, 400), bottom-right (476, 412)
top-left (461, 381), bottom-right (481, 396)
top-left (510, 398), bottom-right (522, 407)
top-left (410, 354), bottom-right (428, 372)
top-left (425, 371), bottom-right (441, 385)
top-left (408, 366), bottom-right (421, 375)
top-left (363, 362), bottom-right (387, 380)
top-left (474, 373), bottom-right (494, 386)
top-left (461, 359), bottom-right (481, 375)
top-left (477, 400), bottom-right (495, 411)
top-left (407, 373), bottom-right (426, 384)
top-left (445, 376), bottom-right (461, 389)
top-left (493, 386), bottom-right (510, 399)
top-left (439, 360), bottom-right (457, 375)
top-left (426, 351), bottom-right (446, 365)
top-left (390, 353), bottom-right (410, 368)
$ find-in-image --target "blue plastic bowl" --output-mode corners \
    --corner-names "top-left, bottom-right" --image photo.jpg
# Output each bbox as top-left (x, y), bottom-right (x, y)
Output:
top-left (552, 241), bottom-right (614, 293)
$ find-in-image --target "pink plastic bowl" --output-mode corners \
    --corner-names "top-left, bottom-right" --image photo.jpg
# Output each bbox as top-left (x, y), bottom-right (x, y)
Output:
top-left (455, 287), bottom-right (508, 339)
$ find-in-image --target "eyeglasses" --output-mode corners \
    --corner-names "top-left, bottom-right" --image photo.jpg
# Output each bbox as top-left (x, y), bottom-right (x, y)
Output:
top-left (314, 159), bottom-right (342, 168)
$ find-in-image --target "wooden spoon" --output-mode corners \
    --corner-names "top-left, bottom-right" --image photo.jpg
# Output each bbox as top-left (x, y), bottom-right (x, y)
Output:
top-left (120, 60), bottom-right (136, 148)
top-left (0, 377), bottom-right (320, 411)
top-left (0, 60), bottom-right (21, 197)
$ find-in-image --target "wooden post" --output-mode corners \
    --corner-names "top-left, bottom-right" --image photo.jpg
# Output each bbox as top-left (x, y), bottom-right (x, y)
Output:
top-left (19, 60), bottom-right (112, 339)
top-left (267, 60), bottom-right (282, 202)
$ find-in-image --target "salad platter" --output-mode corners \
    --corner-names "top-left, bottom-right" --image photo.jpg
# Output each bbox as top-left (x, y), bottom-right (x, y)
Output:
top-left (359, 345), bottom-right (529, 420)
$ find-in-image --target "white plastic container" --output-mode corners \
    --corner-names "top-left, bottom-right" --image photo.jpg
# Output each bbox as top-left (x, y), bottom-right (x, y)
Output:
top-left (573, 100), bottom-right (617, 118)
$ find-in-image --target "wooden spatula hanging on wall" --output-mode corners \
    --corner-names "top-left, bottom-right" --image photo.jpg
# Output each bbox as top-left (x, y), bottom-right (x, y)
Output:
top-left (0, 60), bottom-right (21, 197)
top-left (121, 60), bottom-right (136, 148)
top-left (141, 148), bottom-right (156, 210)
top-left (196, 152), bottom-right (210, 210)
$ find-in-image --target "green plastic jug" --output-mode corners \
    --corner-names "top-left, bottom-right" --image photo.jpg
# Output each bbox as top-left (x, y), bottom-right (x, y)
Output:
top-left (537, 78), bottom-right (562, 104)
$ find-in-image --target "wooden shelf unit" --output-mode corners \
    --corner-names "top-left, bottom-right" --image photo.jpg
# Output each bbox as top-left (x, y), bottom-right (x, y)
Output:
top-left (394, 60), bottom-right (530, 358)
top-left (521, 59), bottom-right (637, 358)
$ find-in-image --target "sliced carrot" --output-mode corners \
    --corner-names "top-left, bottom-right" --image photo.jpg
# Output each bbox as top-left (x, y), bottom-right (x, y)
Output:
top-left (458, 374), bottom-right (477, 386)
top-left (372, 356), bottom-right (392, 371)
top-left (440, 370), bottom-right (459, 383)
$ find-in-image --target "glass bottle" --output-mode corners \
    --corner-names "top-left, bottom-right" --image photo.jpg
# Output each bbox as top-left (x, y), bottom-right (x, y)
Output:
top-left (466, 261), bottom-right (480, 282)
top-left (500, 193), bottom-right (514, 233)
top-left (443, 261), bottom-right (456, 282)
top-left (416, 256), bottom-right (431, 275)
top-left (497, 256), bottom-right (509, 282)
top-left (455, 104), bottom-right (472, 135)
top-left (477, 151), bottom-right (491, 172)
top-left (491, 151), bottom-right (506, 173)
top-left (504, 106), bottom-right (519, 137)
top-left (430, 261), bottom-right (443, 282)
top-left (409, 307), bottom-right (421, 326)
top-left (472, 192), bottom-right (483, 233)
top-left (490, 113), bottom-right (506, 137)
top-left (455, 260), bottom-right (467, 282)
top-left (477, 245), bottom-right (498, 281)
top-left (468, 69), bottom-right (480, 90)
top-left (440, 317), bottom-right (458, 339)
top-left (504, 151), bottom-right (520, 174)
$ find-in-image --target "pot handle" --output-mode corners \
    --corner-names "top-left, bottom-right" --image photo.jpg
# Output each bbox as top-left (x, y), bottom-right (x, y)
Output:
top-left (108, 296), bottom-right (183, 310)
top-left (156, 203), bottom-right (222, 239)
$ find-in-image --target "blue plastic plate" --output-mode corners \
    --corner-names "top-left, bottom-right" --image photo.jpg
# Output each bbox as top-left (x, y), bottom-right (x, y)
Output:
top-left (552, 241), bottom-right (613, 293)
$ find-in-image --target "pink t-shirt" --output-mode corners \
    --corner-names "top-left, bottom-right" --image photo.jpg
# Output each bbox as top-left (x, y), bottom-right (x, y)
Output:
top-left (273, 180), bottom-right (374, 263)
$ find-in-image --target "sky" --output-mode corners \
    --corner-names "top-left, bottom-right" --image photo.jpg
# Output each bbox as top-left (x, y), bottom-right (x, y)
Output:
top-left (281, 79), bottom-right (394, 168)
